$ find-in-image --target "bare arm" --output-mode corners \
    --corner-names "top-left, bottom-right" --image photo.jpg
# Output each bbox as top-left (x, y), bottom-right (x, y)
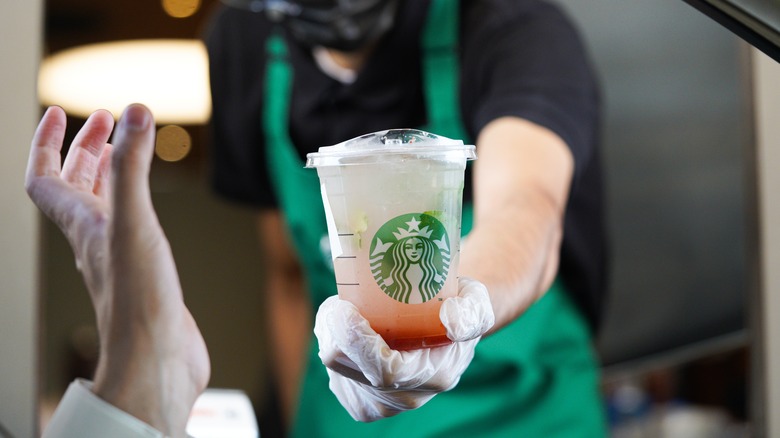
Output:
top-left (459, 116), bottom-right (574, 333)
top-left (256, 211), bottom-right (312, 428)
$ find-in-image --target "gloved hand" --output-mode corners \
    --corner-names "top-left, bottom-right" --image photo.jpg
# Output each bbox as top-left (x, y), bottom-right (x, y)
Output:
top-left (314, 277), bottom-right (495, 422)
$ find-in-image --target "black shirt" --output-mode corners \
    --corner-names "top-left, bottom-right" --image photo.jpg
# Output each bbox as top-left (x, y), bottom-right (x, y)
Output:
top-left (206, 0), bottom-right (607, 331)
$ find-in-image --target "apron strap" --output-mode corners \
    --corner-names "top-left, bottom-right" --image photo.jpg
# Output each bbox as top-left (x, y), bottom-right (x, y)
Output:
top-left (263, 32), bottom-right (290, 146)
top-left (421, 0), bottom-right (469, 142)
top-left (263, 30), bottom-right (300, 187)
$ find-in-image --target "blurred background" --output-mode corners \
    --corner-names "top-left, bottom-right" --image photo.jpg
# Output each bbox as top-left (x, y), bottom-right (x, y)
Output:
top-left (1, 0), bottom-right (776, 436)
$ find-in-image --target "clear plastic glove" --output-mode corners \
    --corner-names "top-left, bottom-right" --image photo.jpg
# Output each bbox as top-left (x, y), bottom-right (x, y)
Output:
top-left (314, 277), bottom-right (495, 422)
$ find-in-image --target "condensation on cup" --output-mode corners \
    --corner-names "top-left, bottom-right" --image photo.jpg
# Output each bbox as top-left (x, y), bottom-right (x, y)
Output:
top-left (306, 129), bottom-right (476, 350)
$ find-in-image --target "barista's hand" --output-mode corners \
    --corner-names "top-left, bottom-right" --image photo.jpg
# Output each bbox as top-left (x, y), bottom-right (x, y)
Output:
top-left (314, 277), bottom-right (494, 422)
top-left (27, 105), bottom-right (210, 437)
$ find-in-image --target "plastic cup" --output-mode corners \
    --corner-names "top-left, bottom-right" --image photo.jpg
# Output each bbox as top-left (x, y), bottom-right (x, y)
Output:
top-left (306, 129), bottom-right (476, 350)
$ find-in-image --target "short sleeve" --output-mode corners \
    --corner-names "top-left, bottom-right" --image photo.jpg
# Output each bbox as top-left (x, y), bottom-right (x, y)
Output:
top-left (461, 0), bottom-right (600, 185)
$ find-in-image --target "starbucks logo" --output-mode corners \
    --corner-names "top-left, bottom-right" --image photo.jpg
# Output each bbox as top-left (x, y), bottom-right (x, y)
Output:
top-left (369, 213), bottom-right (450, 304)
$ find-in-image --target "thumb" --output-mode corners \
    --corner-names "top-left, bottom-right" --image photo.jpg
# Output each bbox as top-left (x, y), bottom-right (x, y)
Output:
top-left (107, 105), bottom-right (183, 313)
top-left (440, 277), bottom-right (495, 342)
top-left (109, 104), bottom-right (157, 234)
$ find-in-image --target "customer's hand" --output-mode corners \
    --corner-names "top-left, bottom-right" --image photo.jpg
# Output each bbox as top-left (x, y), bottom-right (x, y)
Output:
top-left (27, 105), bottom-right (210, 438)
top-left (314, 277), bottom-right (494, 422)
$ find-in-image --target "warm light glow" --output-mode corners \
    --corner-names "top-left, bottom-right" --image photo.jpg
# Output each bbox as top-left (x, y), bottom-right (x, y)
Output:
top-left (162, 0), bottom-right (201, 18)
top-left (155, 125), bottom-right (192, 162)
top-left (38, 39), bottom-right (211, 125)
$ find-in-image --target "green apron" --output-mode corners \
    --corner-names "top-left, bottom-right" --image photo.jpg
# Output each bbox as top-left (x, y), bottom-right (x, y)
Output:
top-left (262, 1), bottom-right (607, 436)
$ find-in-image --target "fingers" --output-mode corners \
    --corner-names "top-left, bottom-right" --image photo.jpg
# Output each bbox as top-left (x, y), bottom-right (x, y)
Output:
top-left (25, 107), bottom-right (67, 222)
top-left (326, 369), bottom-right (436, 422)
top-left (315, 296), bottom-right (374, 386)
top-left (26, 106), bottom-right (67, 190)
top-left (26, 107), bottom-right (116, 219)
top-left (92, 144), bottom-right (114, 202)
top-left (61, 110), bottom-right (114, 192)
top-left (26, 107), bottom-right (109, 231)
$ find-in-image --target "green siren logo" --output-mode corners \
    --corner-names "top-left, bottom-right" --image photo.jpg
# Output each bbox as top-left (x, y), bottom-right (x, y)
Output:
top-left (369, 213), bottom-right (450, 304)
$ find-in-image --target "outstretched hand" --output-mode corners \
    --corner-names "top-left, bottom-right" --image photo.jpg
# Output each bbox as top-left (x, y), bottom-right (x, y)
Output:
top-left (27, 105), bottom-right (210, 437)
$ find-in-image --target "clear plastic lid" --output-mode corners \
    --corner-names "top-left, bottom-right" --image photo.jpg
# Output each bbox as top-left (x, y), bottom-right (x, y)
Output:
top-left (305, 128), bottom-right (476, 167)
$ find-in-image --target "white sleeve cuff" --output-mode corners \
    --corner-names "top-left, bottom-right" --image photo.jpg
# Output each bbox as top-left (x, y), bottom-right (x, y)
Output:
top-left (42, 379), bottom-right (167, 438)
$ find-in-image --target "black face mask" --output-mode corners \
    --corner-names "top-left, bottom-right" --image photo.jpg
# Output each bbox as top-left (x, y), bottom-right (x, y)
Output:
top-left (220, 0), bottom-right (399, 52)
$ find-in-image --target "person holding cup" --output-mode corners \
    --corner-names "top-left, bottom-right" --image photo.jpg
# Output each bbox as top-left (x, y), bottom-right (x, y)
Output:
top-left (208, 0), bottom-right (607, 436)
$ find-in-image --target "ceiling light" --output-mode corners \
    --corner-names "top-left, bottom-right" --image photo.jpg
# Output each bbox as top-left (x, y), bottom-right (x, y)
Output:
top-left (38, 39), bottom-right (211, 125)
